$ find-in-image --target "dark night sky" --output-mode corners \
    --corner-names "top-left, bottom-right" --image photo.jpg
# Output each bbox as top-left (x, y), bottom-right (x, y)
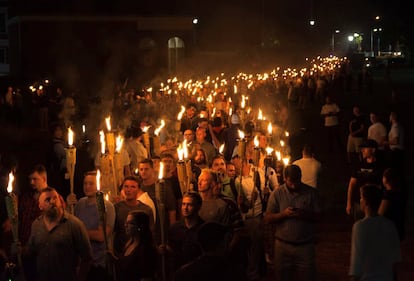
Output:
top-left (9, 0), bottom-right (410, 53)
top-left (7, 0), bottom-right (412, 72)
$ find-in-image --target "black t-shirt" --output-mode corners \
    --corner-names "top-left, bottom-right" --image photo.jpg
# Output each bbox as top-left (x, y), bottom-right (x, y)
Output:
top-left (351, 159), bottom-right (385, 202)
top-left (349, 114), bottom-right (365, 138)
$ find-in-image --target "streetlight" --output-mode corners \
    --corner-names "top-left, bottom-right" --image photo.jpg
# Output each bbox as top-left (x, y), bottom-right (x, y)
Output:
top-left (192, 18), bottom-right (199, 47)
top-left (370, 28), bottom-right (382, 57)
top-left (331, 29), bottom-right (340, 54)
top-left (370, 15), bottom-right (381, 57)
top-left (348, 33), bottom-right (362, 52)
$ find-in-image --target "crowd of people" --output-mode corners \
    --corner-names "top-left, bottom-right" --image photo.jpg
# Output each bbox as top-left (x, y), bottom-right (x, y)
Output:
top-left (0, 55), bottom-right (407, 281)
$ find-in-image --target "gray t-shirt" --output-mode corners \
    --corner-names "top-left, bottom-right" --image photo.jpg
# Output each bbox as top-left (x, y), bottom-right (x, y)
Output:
top-left (266, 183), bottom-right (321, 243)
top-left (28, 212), bottom-right (92, 281)
top-left (74, 197), bottom-right (115, 267)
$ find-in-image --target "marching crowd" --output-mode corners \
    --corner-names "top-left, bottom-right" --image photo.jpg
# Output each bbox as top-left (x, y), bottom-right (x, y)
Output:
top-left (0, 56), bottom-right (407, 281)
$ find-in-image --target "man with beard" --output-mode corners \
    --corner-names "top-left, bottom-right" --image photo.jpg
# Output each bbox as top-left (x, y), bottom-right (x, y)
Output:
top-left (24, 187), bottom-right (92, 281)
top-left (264, 165), bottom-right (321, 281)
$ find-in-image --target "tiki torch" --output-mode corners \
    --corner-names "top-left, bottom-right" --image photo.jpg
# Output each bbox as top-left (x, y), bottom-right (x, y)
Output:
top-left (155, 162), bottom-right (167, 281)
top-left (237, 130), bottom-right (247, 196)
top-left (114, 135), bottom-right (124, 190)
top-left (5, 172), bottom-right (18, 242)
top-left (153, 120), bottom-right (165, 156)
top-left (105, 116), bottom-right (115, 156)
top-left (95, 170), bottom-right (109, 250)
top-left (5, 172), bottom-right (26, 281)
top-left (176, 105), bottom-right (185, 140)
top-left (65, 127), bottom-right (76, 214)
top-left (176, 145), bottom-right (188, 195)
top-left (183, 140), bottom-right (193, 192)
top-left (142, 126), bottom-right (151, 157)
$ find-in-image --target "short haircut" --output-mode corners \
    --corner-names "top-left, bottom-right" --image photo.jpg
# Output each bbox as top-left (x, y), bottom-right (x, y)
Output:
top-left (160, 153), bottom-right (175, 160)
top-left (284, 165), bottom-right (302, 182)
top-left (360, 184), bottom-right (383, 211)
top-left (30, 164), bottom-right (47, 175)
top-left (139, 158), bottom-right (154, 168)
top-left (186, 102), bottom-right (197, 110)
top-left (200, 168), bottom-right (220, 184)
top-left (39, 186), bottom-right (57, 196)
top-left (151, 155), bottom-right (161, 161)
top-left (183, 191), bottom-right (203, 209)
top-left (84, 170), bottom-right (97, 177)
top-left (302, 144), bottom-right (314, 156)
top-left (210, 155), bottom-right (225, 167)
top-left (122, 175), bottom-right (141, 186)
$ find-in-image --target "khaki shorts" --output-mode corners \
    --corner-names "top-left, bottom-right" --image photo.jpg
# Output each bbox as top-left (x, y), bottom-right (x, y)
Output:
top-left (347, 136), bottom-right (363, 153)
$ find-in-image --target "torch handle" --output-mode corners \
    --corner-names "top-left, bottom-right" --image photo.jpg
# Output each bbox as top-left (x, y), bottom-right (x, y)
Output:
top-left (109, 156), bottom-right (119, 197)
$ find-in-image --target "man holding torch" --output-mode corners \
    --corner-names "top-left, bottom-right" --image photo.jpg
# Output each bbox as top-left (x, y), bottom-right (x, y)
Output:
top-left (67, 171), bottom-right (115, 280)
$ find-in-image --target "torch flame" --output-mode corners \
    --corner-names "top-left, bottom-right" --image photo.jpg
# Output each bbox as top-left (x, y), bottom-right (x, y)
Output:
top-left (258, 109), bottom-right (263, 120)
top-left (96, 169), bottom-right (101, 191)
top-left (7, 172), bottom-right (14, 193)
top-left (99, 130), bottom-right (106, 154)
top-left (182, 140), bottom-right (189, 159)
top-left (267, 122), bottom-right (272, 135)
top-left (177, 145), bottom-right (184, 161)
top-left (82, 124), bottom-right (86, 134)
top-left (211, 108), bottom-right (216, 118)
top-left (142, 126), bottom-right (151, 133)
top-left (238, 130), bottom-right (245, 139)
top-left (177, 105), bottom-right (185, 121)
top-left (282, 157), bottom-right (290, 166)
top-left (241, 95), bottom-right (246, 109)
top-left (254, 135), bottom-right (259, 147)
top-left (68, 127), bottom-right (74, 146)
top-left (275, 150), bottom-right (281, 161)
top-left (154, 120), bottom-right (165, 136)
top-left (266, 147), bottom-right (274, 155)
top-left (158, 162), bottom-right (164, 180)
top-left (115, 135), bottom-right (124, 153)
top-left (105, 116), bottom-right (111, 132)
top-left (219, 144), bottom-right (225, 154)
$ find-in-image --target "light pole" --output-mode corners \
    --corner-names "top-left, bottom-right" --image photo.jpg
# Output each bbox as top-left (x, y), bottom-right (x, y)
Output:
top-left (331, 29), bottom-right (340, 54)
top-left (192, 18), bottom-right (198, 48)
top-left (370, 15), bottom-right (381, 57)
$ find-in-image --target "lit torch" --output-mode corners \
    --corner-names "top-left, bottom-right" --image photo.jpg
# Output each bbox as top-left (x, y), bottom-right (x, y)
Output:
top-left (65, 127), bottom-right (76, 214)
top-left (142, 126), bottom-right (151, 156)
top-left (5, 172), bottom-right (25, 280)
top-left (5, 173), bottom-right (18, 242)
top-left (153, 120), bottom-right (165, 156)
top-left (105, 116), bottom-right (115, 156)
top-left (95, 170), bottom-right (109, 250)
top-left (155, 162), bottom-right (167, 281)
top-left (176, 145), bottom-right (188, 195)
top-left (175, 105), bottom-right (185, 133)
